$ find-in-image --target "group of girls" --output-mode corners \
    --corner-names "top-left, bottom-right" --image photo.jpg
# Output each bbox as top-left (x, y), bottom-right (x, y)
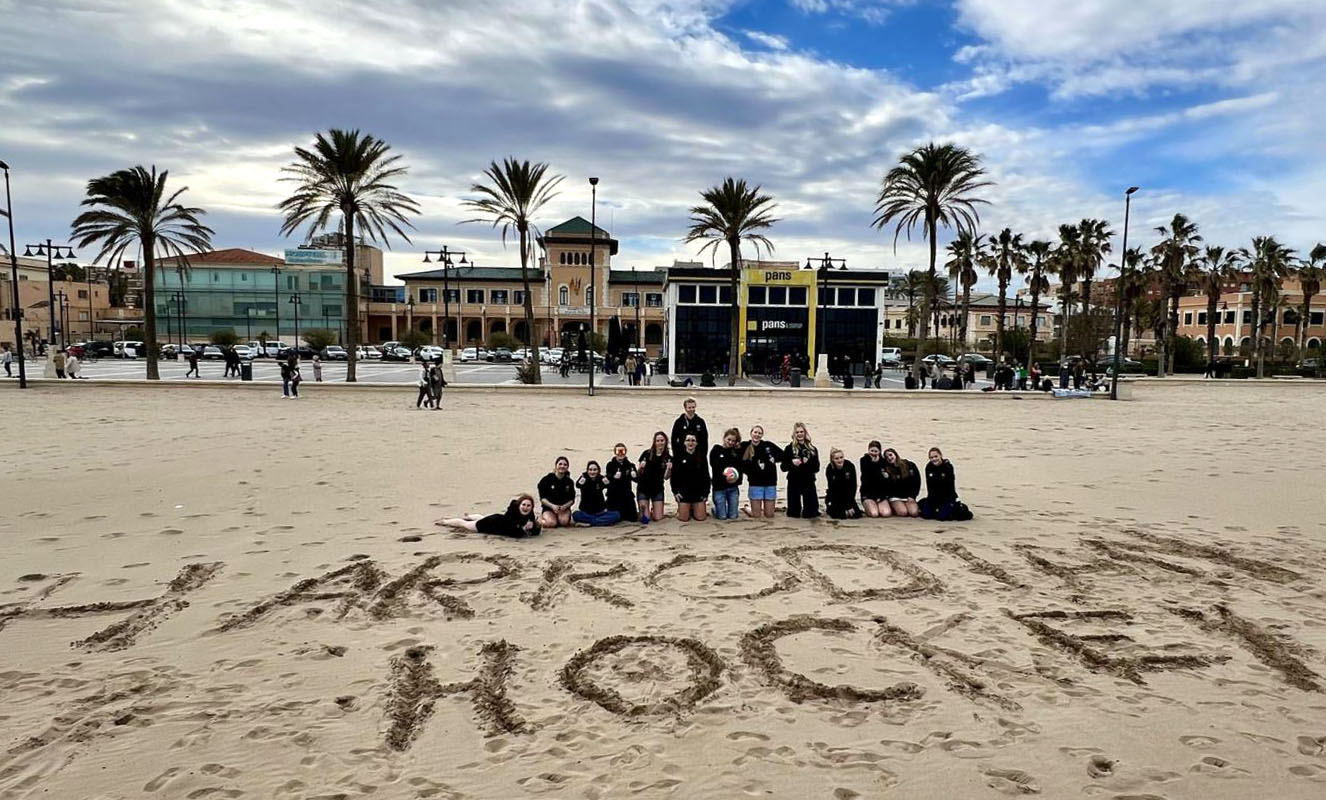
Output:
top-left (439, 398), bottom-right (971, 538)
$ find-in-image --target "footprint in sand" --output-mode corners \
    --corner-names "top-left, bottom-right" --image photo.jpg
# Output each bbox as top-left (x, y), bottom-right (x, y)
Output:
top-left (143, 766), bottom-right (183, 791)
top-left (1297, 736), bottom-right (1325, 757)
top-left (1178, 735), bottom-right (1220, 748)
top-left (982, 766), bottom-right (1041, 794)
top-left (1088, 755), bottom-right (1117, 778)
top-left (1189, 755), bottom-right (1250, 778)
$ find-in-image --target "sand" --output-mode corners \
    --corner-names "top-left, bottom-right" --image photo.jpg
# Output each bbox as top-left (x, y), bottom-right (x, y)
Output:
top-left (0, 382), bottom-right (1324, 799)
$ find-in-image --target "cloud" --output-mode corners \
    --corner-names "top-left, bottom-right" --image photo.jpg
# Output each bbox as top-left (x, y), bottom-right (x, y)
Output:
top-left (743, 30), bottom-right (790, 50)
top-left (786, 0), bottom-right (910, 25)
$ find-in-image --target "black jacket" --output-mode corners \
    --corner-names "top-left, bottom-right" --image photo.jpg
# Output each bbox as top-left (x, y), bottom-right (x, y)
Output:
top-left (637, 449), bottom-right (671, 496)
top-left (740, 439), bottom-right (784, 487)
top-left (671, 414), bottom-right (709, 456)
top-left (924, 459), bottom-right (958, 505)
top-left (670, 447), bottom-right (710, 503)
top-left (883, 460), bottom-right (922, 499)
top-left (709, 444), bottom-right (744, 491)
top-left (576, 472), bottom-right (611, 514)
top-left (859, 455), bottom-right (888, 500)
top-left (476, 500), bottom-right (541, 538)
top-left (825, 461), bottom-right (859, 515)
top-left (781, 442), bottom-right (820, 485)
top-left (537, 472), bottom-right (576, 507)
top-left (604, 457), bottom-right (637, 503)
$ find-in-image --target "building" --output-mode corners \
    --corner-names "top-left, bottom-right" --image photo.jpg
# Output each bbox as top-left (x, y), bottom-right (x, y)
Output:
top-left (663, 262), bottom-right (894, 376)
top-left (1174, 275), bottom-right (1323, 356)
top-left (384, 217), bottom-right (668, 354)
top-left (1, 253), bottom-right (114, 346)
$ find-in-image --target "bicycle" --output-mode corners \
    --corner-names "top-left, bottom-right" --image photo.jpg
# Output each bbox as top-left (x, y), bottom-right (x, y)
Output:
top-left (766, 360), bottom-right (786, 386)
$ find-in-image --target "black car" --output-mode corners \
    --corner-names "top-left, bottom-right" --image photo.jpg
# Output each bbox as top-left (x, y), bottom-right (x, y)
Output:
top-left (277, 345), bottom-right (317, 360)
top-left (84, 340), bottom-right (114, 358)
top-left (488, 347), bottom-right (514, 363)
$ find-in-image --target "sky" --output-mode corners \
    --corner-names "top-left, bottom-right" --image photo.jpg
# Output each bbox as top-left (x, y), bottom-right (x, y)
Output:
top-left (1, 0), bottom-right (1323, 290)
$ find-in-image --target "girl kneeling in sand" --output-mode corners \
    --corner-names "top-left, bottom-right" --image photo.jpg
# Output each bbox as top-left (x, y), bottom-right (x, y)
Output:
top-left (824, 448), bottom-right (862, 519)
top-left (437, 494), bottom-right (540, 538)
top-left (573, 461), bottom-right (621, 526)
top-left (859, 441), bottom-right (891, 517)
top-left (670, 433), bottom-right (710, 521)
top-left (919, 447), bottom-right (973, 521)
top-left (537, 457), bottom-right (576, 529)
top-left (882, 448), bottom-right (921, 517)
top-left (741, 424), bottom-right (782, 519)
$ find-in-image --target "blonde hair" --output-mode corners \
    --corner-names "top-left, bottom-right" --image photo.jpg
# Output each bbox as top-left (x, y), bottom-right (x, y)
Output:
top-left (791, 422), bottom-right (812, 445)
top-left (743, 424), bottom-right (763, 461)
top-left (829, 447), bottom-right (844, 461)
top-left (683, 396), bottom-right (697, 407)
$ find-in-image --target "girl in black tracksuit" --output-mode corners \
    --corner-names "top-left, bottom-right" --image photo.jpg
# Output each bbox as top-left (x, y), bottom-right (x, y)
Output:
top-left (537, 456), bottom-right (577, 528)
top-left (740, 425), bottom-right (783, 519)
top-left (437, 494), bottom-right (541, 538)
top-left (859, 440), bottom-right (891, 517)
top-left (637, 431), bottom-right (672, 523)
top-left (780, 422), bottom-right (820, 518)
top-left (604, 443), bottom-right (639, 522)
top-left (824, 448), bottom-right (862, 519)
top-left (882, 448), bottom-right (921, 518)
top-left (670, 433), bottom-right (710, 522)
top-left (708, 427), bottom-right (744, 521)
top-left (919, 447), bottom-right (972, 520)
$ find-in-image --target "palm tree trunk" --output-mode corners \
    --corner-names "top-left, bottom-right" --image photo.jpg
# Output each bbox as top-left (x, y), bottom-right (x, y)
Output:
top-left (1251, 285), bottom-right (1262, 378)
top-left (995, 278), bottom-right (1007, 359)
top-left (518, 225), bottom-right (541, 384)
top-left (1167, 291), bottom-right (1180, 374)
top-left (1082, 277), bottom-right (1092, 319)
top-left (960, 282), bottom-right (972, 348)
top-left (1205, 294), bottom-right (1218, 365)
top-left (144, 241), bottom-right (160, 380)
top-left (1122, 310), bottom-right (1133, 359)
top-left (1059, 286), bottom-right (1072, 373)
top-left (1298, 291), bottom-right (1314, 353)
top-left (728, 238), bottom-right (740, 386)
top-left (343, 212), bottom-right (358, 382)
top-left (914, 217), bottom-right (935, 381)
top-left (1028, 281), bottom-right (1041, 368)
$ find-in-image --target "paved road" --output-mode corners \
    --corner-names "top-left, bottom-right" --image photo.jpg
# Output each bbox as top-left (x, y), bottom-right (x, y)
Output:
top-left (64, 357), bottom-right (993, 389)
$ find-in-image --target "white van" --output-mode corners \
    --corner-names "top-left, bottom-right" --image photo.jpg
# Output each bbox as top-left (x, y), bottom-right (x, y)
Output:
top-left (879, 347), bottom-right (903, 366)
top-left (247, 340), bottom-right (288, 358)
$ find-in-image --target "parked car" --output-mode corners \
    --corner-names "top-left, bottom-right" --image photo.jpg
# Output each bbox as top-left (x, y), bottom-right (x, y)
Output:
top-left (381, 341), bottom-right (402, 354)
top-left (1296, 357), bottom-right (1318, 370)
top-left (277, 345), bottom-right (317, 360)
top-left (957, 353), bottom-right (993, 367)
top-left (380, 346), bottom-right (413, 361)
top-left (1104, 357), bottom-right (1145, 375)
top-left (878, 347), bottom-right (903, 366)
top-left (83, 340), bottom-right (114, 358)
top-left (322, 345), bottom-right (348, 361)
top-left (920, 354), bottom-right (957, 366)
top-left (233, 345), bottom-right (254, 360)
top-left (541, 347), bottom-right (563, 365)
top-left (489, 347), bottom-right (514, 363)
top-left (355, 345), bottom-right (382, 360)
top-left (159, 343), bottom-right (183, 360)
top-left (115, 340), bottom-right (144, 358)
top-left (200, 345), bottom-right (225, 360)
top-left (460, 347), bottom-right (482, 363)
top-left (513, 347), bottom-right (532, 361)
top-left (66, 342), bottom-right (87, 358)
top-left (246, 340), bottom-right (287, 358)
top-left (415, 345), bottom-right (444, 361)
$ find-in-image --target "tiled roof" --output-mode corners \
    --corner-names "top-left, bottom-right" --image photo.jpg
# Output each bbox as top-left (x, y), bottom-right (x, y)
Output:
top-left (608, 269), bottom-right (666, 285)
top-left (156, 248), bottom-right (285, 267)
top-left (398, 265), bottom-right (546, 282)
top-left (545, 216), bottom-right (611, 237)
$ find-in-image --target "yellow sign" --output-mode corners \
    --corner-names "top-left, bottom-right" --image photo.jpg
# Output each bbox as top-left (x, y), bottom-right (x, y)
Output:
top-left (744, 267), bottom-right (816, 287)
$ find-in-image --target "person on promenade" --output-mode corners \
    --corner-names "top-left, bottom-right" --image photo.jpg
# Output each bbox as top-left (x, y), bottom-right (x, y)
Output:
top-left (709, 427), bottom-right (744, 520)
top-left (859, 440), bottom-right (891, 517)
top-left (428, 359), bottom-right (446, 410)
top-left (437, 494), bottom-right (540, 538)
top-left (882, 448), bottom-right (920, 517)
top-left (671, 396), bottom-right (708, 455)
top-left (781, 422), bottom-right (821, 519)
top-left (634, 357), bottom-right (646, 386)
top-left (312, 354), bottom-right (323, 383)
top-left (740, 424), bottom-right (782, 519)
top-left (53, 348), bottom-right (67, 379)
top-left (604, 443), bottom-right (639, 523)
top-left (824, 448), bottom-right (862, 519)
top-left (625, 354), bottom-right (636, 385)
top-left (919, 447), bottom-right (973, 521)
top-left (1017, 363), bottom-right (1028, 390)
top-left (671, 432), bottom-right (710, 522)
top-left (415, 361), bottom-right (433, 409)
top-left (66, 352), bottom-right (82, 379)
top-left (1029, 362), bottom-right (1042, 390)
top-left (537, 456), bottom-right (576, 529)
top-left (184, 347), bottom-right (200, 378)
top-left (573, 461), bottom-right (621, 526)
top-left (644, 358), bottom-right (653, 386)
top-left (279, 355), bottom-right (300, 398)
top-left (2, 345), bottom-right (11, 377)
top-left (637, 431), bottom-right (672, 523)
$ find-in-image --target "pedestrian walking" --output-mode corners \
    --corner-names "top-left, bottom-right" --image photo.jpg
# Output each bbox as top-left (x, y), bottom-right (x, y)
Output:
top-left (280, 355), bottom-right (300, 398)
top-left (53, 349), bottom-right (67, 379)
top-left (2, 345), bottom-right (12, 378)
top-left (625, 355), bottom-right (637, 386)
top-left (185, 348), bottom-right (200, 378)
top-left (644, 358), bottom-right (653, 385)
top-left (312, 354), bottom-right (323, 382)
top-left (428, 359), bottom-right (446, 410)
top-left (415, 361), bottom-right (432, 409)
top-left (66, 353), bottom-right (81, 379)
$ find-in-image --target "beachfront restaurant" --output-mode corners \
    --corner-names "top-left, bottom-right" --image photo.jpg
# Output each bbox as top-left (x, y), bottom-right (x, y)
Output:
top-left (663, 263), bottom-right (893, 378)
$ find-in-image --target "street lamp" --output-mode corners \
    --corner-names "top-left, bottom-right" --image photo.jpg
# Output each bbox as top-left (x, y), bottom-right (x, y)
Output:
top-left (588, 176), bottom-right (599, 397)
top-left (632, 264), bottom-right (642, 352)
top-left (55, 290), bottom-right (69, 346)
top-left (270, 266), bottom-right (281, 342)
top-left (24, 237), bottom-right (76, 348)
top-left (421, 245), bottom-right (466, 351)
top-left (805, 252), bottom-right (847, 378)
top-left (1, 161), bottom-right (27, 387)
top-left (288, 292), bottom-right (303, 345)
top-left (405, 295), bottom-right (415, 336)
top-left (170, 291), bottom-right (187, 347)
top-left (1110, 186), bottom-right (1140, 401)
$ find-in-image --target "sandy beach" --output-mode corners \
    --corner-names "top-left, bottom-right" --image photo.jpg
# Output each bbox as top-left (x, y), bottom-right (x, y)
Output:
top-left (1, 382), bottom-right (1323, 799)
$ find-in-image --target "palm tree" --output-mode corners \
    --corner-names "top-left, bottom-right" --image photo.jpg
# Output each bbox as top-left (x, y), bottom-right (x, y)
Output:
top-left (986, 228), bottom-right (1023, 360)
top-left (1077, 218), bottom-right (1114, 317)
top-left (1022, 240), bottom-right (1053, 368)
top-left (901, 269), bottom-right (930, 337)
top-left (70, 165), bottom-right (213, 379)
top-left (1118, 248), bottom-right (1148, 359)
top-left (1053, 224), bottom-right (1081, 369)
top-left (872, 142), bottom-right (991, 380)
top-left (945, 231), bottom-right (984, 350)
top-left (1240, 236), bottom-right (1295, 377)
top-left (462, 158), bottom-right (564, 384)
top-left (684, 177), bottom-right (778, 385)
top-left (1297, 244), bottom-right (1324, 353)
top-left (1198, 245), bottom-right (1239, 365)
top-left (278, 129), bottom-right (419, 382)
top-left (1150, 214), bottom-right (1201, 377)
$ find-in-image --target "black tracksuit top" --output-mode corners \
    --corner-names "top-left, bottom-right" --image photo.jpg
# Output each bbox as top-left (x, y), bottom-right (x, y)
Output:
top-left (859, 455), bottom-right (888, 500)
top-left (883, 460), bottom-right (922, 499)
top-left (637, 449), bottom-right (671, 496)
top-left (671, 413), bottom-right (709, 456)
top-left (709, 444), bottom-right (744, 491)
top-left (576, 472), bottom-right (611, 514)
top-left (604, 457), bottom-right (638, 503)
top-left (740, 440), bottom-right (784, 486)
top-left (825, 461), bottom-right (859, 512)
top-left (670, 447), bottom-right (711, 503)
top-left (924, 459), bottom-right (958, 504)
top-left (781, 442), bottom-right (820, 484)
top-left (537, 472), bottom-right (576, 507)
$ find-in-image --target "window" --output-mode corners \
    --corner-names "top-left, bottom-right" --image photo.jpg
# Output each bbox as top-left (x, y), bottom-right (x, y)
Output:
top-left (77, 289), bottom-right (88, 299)
top-left (980, 315), bottom-right (992, 326)
top-left (559, 252), bottom-right (566, 265)
top-left (241, 273), bottom-right (248, 281)
top-left (324, 305), bottom-right (342, 317)
top-left (819, 287), bottom-right (835, 306)
top-left (1197, 312), bottom-right (1207, 325)
top-left (1242, 310), bottom-right (1252, 324)
top-left (287, 276), bottom-right (298, 290)
top-left (646, 293), bottom-right (663, 308)
top-left (719, 285), bottom-right (732, 305)
top-left (491, 290), bottom-right (509, 305)
top-left (1183, 312), bottom-right (1193, 325)
top-left (466, 289), bottom-right (484, 304)
top-left (1312, 311), bottom-right (1324, 325)
top-left (513, 290), bottom-right (526, 305)
top-left (1224, 310), bottom-right (1235, 324)
top-left (679, 285), bottom-right (697, 304)
top-left (857, 288), bottom-right (875, 306)
top-left (622, 292), bottom-right (639, 307)
top-left (768, 286), bottom-right (786, 305)
top-left (78, 311), bottom-right (88, 321)
top-left (444, 289), bottom-right (460, 303)
top-left (213, 273), bottom-right (220, 282)
top-left (418, 288), bottom-right (437, 303)
top-left (749, 286), bottom-right (767, 305)
top-left (586, 286), bottom-right (594, 306)
top-left (1284, 309), bottom-right (1295, 324)
top-left (838, 289), bottom-right (857, 307)
top-left (894, 318), bottom-right (903, 329)
top-left (697, 285), bottom-right (716, 304)
top-left (559, 285), bottom-right (570, 305)
top-left (788, 286), bottom-right (806, 305)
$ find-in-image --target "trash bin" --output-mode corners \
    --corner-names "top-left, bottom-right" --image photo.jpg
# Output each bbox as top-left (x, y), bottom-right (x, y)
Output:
top-left (789, 368), bottom-right (801, 388)
top-left (240, 362), bottom-right (253, 381)
top-left (985, 363), bottom-right (995, 381)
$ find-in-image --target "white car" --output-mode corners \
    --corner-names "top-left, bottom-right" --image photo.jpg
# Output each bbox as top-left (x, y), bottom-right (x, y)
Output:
top-left (247, 340), bottom-right (287, 358)
top-left (355, 345), bottom-right (382, 360)
top-left (233, 345), bottom-right (254, 360)
top-left (460, 347), bottom-right (481, 363)
top-left (118, 340), bottom-right (144, 358)
top-left (202, 345), bottom-right (225, 360)
top-left (541, 347), bottom-right (563, 365)
top-left (416, 345), bottom-right (444, 361)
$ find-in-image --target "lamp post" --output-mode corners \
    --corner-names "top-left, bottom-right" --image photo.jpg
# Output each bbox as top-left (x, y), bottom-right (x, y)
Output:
top-left (632, 264), bottom-right (642, 352)
top-left (24, 238), bottom-right (76, 348)
top-left (588, 176), bottom-right (599, 397)
top-left (405, 295), bottom-right (415, 338)
top-left (288, 292), bottom-right (303, 345)
top-left (2, 161), bottom-right (26, 387)
top-left (421, 245), bottom-right (466, 351)
top-left (55, 290), bottom-right (69, 346)
top-left (170, 291), bottom-right (188, 347)
top-left (1110, 186), bottom-right (1140, 401)
top-left (245, 306), bottom-right (252, 343)
top-left (805, 252), bottom-right (847, 379)
top-left (270, 266), bottom-right (281, 342)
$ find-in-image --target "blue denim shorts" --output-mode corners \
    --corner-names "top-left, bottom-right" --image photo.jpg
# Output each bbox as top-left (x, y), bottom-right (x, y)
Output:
top-left (637, 491), bottom-right (665, 502)
top-left (749, 485), bottom-right (777, 501)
